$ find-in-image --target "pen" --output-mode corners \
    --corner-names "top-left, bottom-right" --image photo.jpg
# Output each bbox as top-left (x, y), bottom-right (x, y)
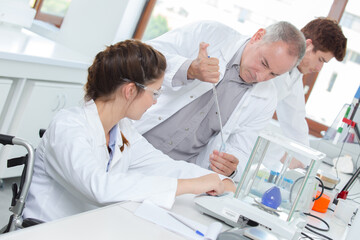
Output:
top-left (168, 212), bottom-right (205, 237)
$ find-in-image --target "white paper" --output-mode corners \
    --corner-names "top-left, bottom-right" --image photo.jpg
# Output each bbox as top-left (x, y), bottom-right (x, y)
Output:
top-left (134, 200), bottom-right (222, 240)
top-left (204, 222), bottom-right (222, 240)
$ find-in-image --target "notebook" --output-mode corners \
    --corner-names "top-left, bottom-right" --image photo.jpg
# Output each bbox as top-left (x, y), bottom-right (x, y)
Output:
top-left (134, 200), bottom-right (222, 240)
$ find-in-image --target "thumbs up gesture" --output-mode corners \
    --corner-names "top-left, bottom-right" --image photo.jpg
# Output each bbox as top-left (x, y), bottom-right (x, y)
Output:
top-left (187, 42), bottom-right (220, 83)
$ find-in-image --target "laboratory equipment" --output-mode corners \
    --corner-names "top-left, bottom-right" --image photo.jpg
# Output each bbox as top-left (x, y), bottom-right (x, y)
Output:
top-left (331, 85), bottom-right (360, 145)
top-left (209, 54), bottom-right (226, 152)
top-left (195, 131), bottom-right (326, 240)
top-left (336, 87), bottom-right (360, 200)
top-left (217, 226), bottom-right (278, 240)
top-left (212, 83), bottom-right (226, 152)
top-left (312, 191), bottom-right (331, 213)
top-left (321, 85), bottom-right (360, 200)
top-left (316, 170), bottom-right (339, 190)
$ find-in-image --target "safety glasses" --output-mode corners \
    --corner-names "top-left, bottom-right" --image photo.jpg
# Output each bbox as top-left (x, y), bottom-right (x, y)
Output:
top-left (123, 78), bottom-right (162, 100)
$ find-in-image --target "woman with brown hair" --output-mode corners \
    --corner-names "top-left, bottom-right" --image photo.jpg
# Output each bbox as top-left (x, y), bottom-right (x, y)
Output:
top-left (23, 39), bottom-right (235, 222)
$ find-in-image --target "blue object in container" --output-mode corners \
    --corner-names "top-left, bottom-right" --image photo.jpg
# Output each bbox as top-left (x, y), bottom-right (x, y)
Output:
top-left (261, 186), bottom-right (282, 209)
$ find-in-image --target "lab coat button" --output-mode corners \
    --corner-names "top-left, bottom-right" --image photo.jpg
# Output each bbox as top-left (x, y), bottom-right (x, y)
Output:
top-left (190, 95), bottom-right (194, 98)
top-left (185, 128), bottom-right (189, 131)
top-left (158, 117), bottom-right (162, 120)
top-left (169, 141), bottom-right (173, 145)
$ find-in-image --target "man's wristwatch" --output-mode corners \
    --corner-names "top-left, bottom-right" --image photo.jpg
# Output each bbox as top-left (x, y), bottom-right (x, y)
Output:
top-left (228, 169), bottom-right (238, 178)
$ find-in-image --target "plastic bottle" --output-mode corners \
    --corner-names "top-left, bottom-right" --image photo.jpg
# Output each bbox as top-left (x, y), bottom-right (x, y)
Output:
top-left (268, 170), bottom-right (278, 183)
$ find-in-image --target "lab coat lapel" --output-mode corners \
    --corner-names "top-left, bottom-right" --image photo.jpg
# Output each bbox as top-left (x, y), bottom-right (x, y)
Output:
top-left (83, 100), bottom-right (106, 147)
top-left (83, 100), bottom-right (128, 171)
top-left (219, 37), bottom-right (248, 64)
top-left (218, 36), bottom-right (248, 84)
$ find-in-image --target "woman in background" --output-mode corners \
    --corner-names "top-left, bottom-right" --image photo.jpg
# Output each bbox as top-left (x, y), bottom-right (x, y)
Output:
top-left (23, 39), bottom-right (235, 222)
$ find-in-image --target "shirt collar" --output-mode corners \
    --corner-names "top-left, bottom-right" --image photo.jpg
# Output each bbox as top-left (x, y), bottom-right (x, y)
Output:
top-left (291, 66), bottom-right (303, 80)
top-left (227, 39), bottom-right (253, 87)
top-left (108, 124), bottom-right (119, 153)
top-left (227, 39), bottom-right (249, 68)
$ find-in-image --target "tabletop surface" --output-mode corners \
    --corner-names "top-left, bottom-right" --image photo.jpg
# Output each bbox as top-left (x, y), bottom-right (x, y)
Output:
top-left (0, 25), bottom-right (91, 69)
top-left (0, 164), bottom-right (359, 240)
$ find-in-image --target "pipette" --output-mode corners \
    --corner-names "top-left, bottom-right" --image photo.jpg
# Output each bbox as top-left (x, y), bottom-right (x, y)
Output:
top-left (207, 55), bottom-right (225, 152)
top-left (212, 84), bottom-right (226, 152)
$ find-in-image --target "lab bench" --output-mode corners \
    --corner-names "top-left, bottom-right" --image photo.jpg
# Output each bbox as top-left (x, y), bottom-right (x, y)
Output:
top-left (0, 163), bottom-right (358, 240)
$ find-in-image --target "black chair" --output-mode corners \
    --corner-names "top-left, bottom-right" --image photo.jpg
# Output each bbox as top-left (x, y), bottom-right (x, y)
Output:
top-left (0, 133), bottom-right (44, 234)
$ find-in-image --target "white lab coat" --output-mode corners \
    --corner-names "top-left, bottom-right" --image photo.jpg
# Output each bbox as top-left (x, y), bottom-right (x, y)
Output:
top-left (274, 68), bottom-right (309, 146)
top-left (23, 100), bottom-right (221, 222)
top-left (271, 68), bottom-right (311, 165)
top-left (135, 21), bottom-right (277, 181)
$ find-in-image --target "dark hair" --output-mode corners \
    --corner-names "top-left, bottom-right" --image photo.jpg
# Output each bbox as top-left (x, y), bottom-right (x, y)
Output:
top-left (301, 18), bottom-right (347, 61)
top-left (84, 39), bottom-right (167, 101)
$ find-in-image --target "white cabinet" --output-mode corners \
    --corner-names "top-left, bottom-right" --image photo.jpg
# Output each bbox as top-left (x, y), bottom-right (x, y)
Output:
top-left (0, 81), bottom-right (84, 178)
top-left (0, 25), bottom-right (90, 179)
top-left (0, 78), bottom-right (13, 179)
top-left (0, 78), bottom-right (12, 115)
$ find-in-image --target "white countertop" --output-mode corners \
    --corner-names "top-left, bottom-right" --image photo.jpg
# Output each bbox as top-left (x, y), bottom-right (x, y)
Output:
top-left (0, 24), bottom-right (91, 70)
top-left (0, 189), bottom-right (356, 240)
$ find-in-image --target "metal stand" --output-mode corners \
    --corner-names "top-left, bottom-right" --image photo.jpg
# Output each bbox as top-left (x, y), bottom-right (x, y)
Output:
top-left (337, 123), bottom-right (360, 200)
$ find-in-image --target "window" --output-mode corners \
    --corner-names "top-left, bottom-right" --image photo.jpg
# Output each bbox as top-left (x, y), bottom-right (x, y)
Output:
top-left (143, 15), bottom-right (170, 41)
top-left (237, 7), bottom-right (251, 23)
top-left (349, 51), bottom-right (360, 65)
top-left (341, 12), bottom-right (360, 33)
top-left (29, 0), bottom-right (72, 28)
top-left (140, 0), bottom-right (333, 41)
top-left (327, 73), bottom-right (337, 92)
top-left (306, 1), bottom-right (360, 131)
top-left (341, 12), bottom-right (354, 29)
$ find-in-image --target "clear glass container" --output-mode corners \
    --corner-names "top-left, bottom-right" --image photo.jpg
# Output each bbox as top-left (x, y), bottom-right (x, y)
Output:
top-left (235, 131), bottom-right (326, 223)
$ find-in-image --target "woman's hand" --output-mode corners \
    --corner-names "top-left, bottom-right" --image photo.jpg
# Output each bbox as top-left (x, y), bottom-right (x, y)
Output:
top-left (176, 173), bottom-right (235, 196)
top-left (206, 178), bottom-right (236, 196)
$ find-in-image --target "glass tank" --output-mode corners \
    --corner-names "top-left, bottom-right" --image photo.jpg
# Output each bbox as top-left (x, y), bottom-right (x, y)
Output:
top-left (234, 131), bottom-right (326, 222)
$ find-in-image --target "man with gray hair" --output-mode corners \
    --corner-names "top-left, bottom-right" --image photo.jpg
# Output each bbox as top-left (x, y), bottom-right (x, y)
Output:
top-left (134, 20), bottom-right (305, 181)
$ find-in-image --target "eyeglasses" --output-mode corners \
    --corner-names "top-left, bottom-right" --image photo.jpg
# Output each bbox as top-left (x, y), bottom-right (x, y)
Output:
top-left (123, 78), bottom-right (162, 100)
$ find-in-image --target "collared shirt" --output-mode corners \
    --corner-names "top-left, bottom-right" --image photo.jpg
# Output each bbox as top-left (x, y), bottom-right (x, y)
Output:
top-left (106, 125), bottom-right (119, 172)
top-left (143, 42), bottom-right (253, 163)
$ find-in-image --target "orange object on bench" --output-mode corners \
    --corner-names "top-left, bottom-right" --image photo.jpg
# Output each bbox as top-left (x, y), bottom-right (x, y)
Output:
top-left (312, 191), bottom-right (330, 213)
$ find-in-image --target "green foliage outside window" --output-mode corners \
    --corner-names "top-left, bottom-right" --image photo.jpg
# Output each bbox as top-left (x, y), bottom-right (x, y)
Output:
top-left (143, 15), bottom-right (170, 41)
top-left (41, 0), bottom-right (71, 17)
